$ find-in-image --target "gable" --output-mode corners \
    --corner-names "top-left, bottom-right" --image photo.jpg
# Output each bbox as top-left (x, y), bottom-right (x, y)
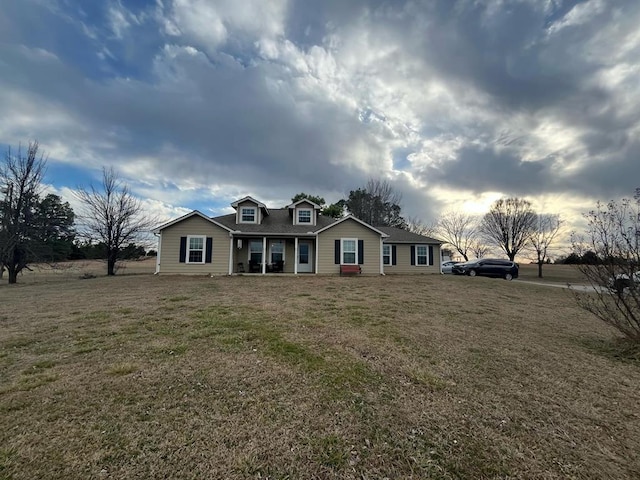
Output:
top-left (317, 217), bottom-right (382, 240)
top-left (154, 210), bottom-right (232, 234)
top-left (160, 214), bottom-right (230, 235)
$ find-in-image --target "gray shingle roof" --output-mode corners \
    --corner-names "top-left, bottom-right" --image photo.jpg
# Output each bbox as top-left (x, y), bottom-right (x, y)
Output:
top-left (377, 226), bottom-right (442, 244)
top-left (213, 209), bottom-right (335, 235)
top-left (211, 209), bottom-right (442, 243)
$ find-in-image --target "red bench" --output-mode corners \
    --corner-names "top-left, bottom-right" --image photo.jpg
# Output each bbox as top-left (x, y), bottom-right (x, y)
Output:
top-left (340, 264), bottom-right (361, 276)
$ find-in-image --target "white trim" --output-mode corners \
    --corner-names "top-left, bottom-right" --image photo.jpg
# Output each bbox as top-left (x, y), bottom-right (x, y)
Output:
top-left (415, 244), bottom-right (429, 266)
top-left (228, 235), bottom-right (233, 275)
top-left (341, 238), bottom-right (358, 265)
top-left (315, 215), bottom-right (389, 237)
top-left (231, 196), bottom-right (267, 209)
top-left (186, 235), bottom-right (206, 264)
top-left (230, 196), bottom-right (269, 217)
top-left (155, 233), bottom-right (162, 274)
top-left (239, 206), bottom-right (258, 224)
top-left (287, 199), bottom-right (322, 210)
top-left (314, 237), bottom-right (319, 274)
top-left (296, 208), bottom-right (313, 225)
top-left (294, 237), bottom-right (299, 275)
top-left (262, 237), bottom-right (267, 274)
top-left (153, 210), bottom-right (232, 234)
top-left (382, 243), bottom-right (391, 268)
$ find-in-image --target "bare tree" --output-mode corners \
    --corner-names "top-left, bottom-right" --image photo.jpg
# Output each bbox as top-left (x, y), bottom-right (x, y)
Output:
top-left (570, 195), bottom-right (640, 342)
top-left (405, 215), bottom-right (437, 237)
top-left (469, 241), bottom-right (490, 259)
top-left (480, 198), bottom-right (537, 261)
top-left (74, 167), bottom-right (155, 276)
top-left (528, 214), bottom-right (563, 278)
top-left (436, 212), bottom-right (478, 261)
top-left (0, 142), bottom-right (47, 284)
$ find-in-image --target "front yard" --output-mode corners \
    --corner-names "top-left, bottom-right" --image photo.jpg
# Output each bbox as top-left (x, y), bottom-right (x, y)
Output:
top-left (1, 273), bottom-right (638, 479)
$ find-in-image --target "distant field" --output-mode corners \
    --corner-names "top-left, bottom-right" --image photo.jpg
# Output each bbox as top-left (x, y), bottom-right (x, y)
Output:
top-left (517, 263), bottom-right (588, 284)
top-left (1, 270), bottom-right (638, 478)
top-left (3, 258), bottom-right (157, 284)
top-left (9, 259), bottom-right (587, 285)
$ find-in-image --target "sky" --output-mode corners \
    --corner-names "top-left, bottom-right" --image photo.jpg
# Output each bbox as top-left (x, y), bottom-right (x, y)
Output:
top-left (1, 0), bottom-right (639, 254)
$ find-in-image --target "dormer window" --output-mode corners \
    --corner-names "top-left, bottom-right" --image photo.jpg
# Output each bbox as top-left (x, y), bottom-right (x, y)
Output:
top-left (298, 209), bottom-right (312, 224)
top-left (241, 207), bottom-right (256, 223)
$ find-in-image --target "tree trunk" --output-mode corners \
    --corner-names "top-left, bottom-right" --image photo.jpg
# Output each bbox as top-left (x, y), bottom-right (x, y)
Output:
top-left (537, 261), bottom-right (543, 278)
top-left (8, 266), bottom-right (18, 284)
top-left (107, 252), bottom-right (117, 276)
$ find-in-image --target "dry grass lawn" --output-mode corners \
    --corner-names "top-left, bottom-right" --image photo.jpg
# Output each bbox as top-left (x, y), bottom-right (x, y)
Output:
top-left (1, 265), bottom-right (639, 479)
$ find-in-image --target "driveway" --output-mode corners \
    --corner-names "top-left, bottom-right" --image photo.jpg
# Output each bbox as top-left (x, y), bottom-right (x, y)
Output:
top-left (516, 280), bottom-right (599, 293)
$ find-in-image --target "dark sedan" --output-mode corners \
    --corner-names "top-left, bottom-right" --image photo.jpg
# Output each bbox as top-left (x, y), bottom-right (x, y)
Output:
top-left (452, 258), bottom-right (519, 281)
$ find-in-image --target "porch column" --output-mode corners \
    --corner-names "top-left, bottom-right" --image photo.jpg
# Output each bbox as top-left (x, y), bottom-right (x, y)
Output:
top-left (155, 233), bottom-right (162, 274)
top-left (228, 235), bottom-right (234, 275)
top-left (314, 235), bottom-right (319, 274)
top-left (294, 237), bottom-right (298, 275)
top-left (262, 237), bottom-right (267, 274)
top-left (379, 238), bottom-right (385, 275)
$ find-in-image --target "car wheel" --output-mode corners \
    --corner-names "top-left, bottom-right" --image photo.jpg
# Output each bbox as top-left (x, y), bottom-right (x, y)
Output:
top-left (505, 273), bottom-right (513, 281)
top-left (468, 269), bottom-right (477, 277)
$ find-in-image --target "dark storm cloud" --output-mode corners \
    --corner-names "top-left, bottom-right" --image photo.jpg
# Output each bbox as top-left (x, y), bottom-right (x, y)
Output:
top-left (424, 145), bottom-right (557, 196)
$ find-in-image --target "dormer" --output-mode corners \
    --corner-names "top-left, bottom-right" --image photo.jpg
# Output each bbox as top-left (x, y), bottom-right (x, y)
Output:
top-left (287, 199), bottom-right (321, 227)
top-left (231, 196), bottom-right (269, 225)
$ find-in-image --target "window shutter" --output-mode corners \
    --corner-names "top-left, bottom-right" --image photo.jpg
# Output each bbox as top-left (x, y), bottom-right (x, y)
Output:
top-left (410, 245), bottom-right (415, 266)
top-left (428, 245), bottom-right (434, 266)
top-left (206, 237), bottom-right (213, 263)
top-left (392, 245), bottom-right (397, 265)
top-left (179, 237), bottom-right (187, 263)
top-left (334, 239), bottom-right (340, 264)
top-left (358, 240), bottom-right (364, 264)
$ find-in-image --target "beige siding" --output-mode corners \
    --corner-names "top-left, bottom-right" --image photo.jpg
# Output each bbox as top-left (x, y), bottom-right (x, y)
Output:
top-left (383, 244), bottom-right (441, 275)
top-left (159, 216), bottom-right (230, 275)
top-left (317, 219), bottom-right (381, 275)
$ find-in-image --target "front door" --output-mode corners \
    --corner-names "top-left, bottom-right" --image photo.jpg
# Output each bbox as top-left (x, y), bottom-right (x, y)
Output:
top-left (297, 241), bottom-right (313, 273)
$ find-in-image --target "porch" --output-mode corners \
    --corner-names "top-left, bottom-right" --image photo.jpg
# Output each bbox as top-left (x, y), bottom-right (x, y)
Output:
top-left (230, 235), bottom-right (316, 275)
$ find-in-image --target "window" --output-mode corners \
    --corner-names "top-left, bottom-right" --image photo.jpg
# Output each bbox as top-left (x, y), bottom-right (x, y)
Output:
top-left (187, 235), bottom-right (205, 264)
top-left (416, 245), bottom-right (428, 265)
top-left (241, 207), bottom-right (256, 223)
top-left (383, 245), bottom-right (391, 265)
top-left (298, 209), bottom-right (311, 224)
top-left (249, 240), bottom-right (262, 263)
top-left (342, 239), bottom-right (357, 264)
top-left (270, 241), bottom-right (284, 263)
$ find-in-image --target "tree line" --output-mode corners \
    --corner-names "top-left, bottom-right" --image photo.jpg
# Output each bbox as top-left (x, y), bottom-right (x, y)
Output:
top-left (0, 142), bottom-right (154, 283)
top-left (294, 184), bottom-right (564, 278)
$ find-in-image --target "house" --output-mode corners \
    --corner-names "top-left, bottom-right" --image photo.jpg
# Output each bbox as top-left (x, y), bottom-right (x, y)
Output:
top-left (153, 196), bottom-right (442, 275)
